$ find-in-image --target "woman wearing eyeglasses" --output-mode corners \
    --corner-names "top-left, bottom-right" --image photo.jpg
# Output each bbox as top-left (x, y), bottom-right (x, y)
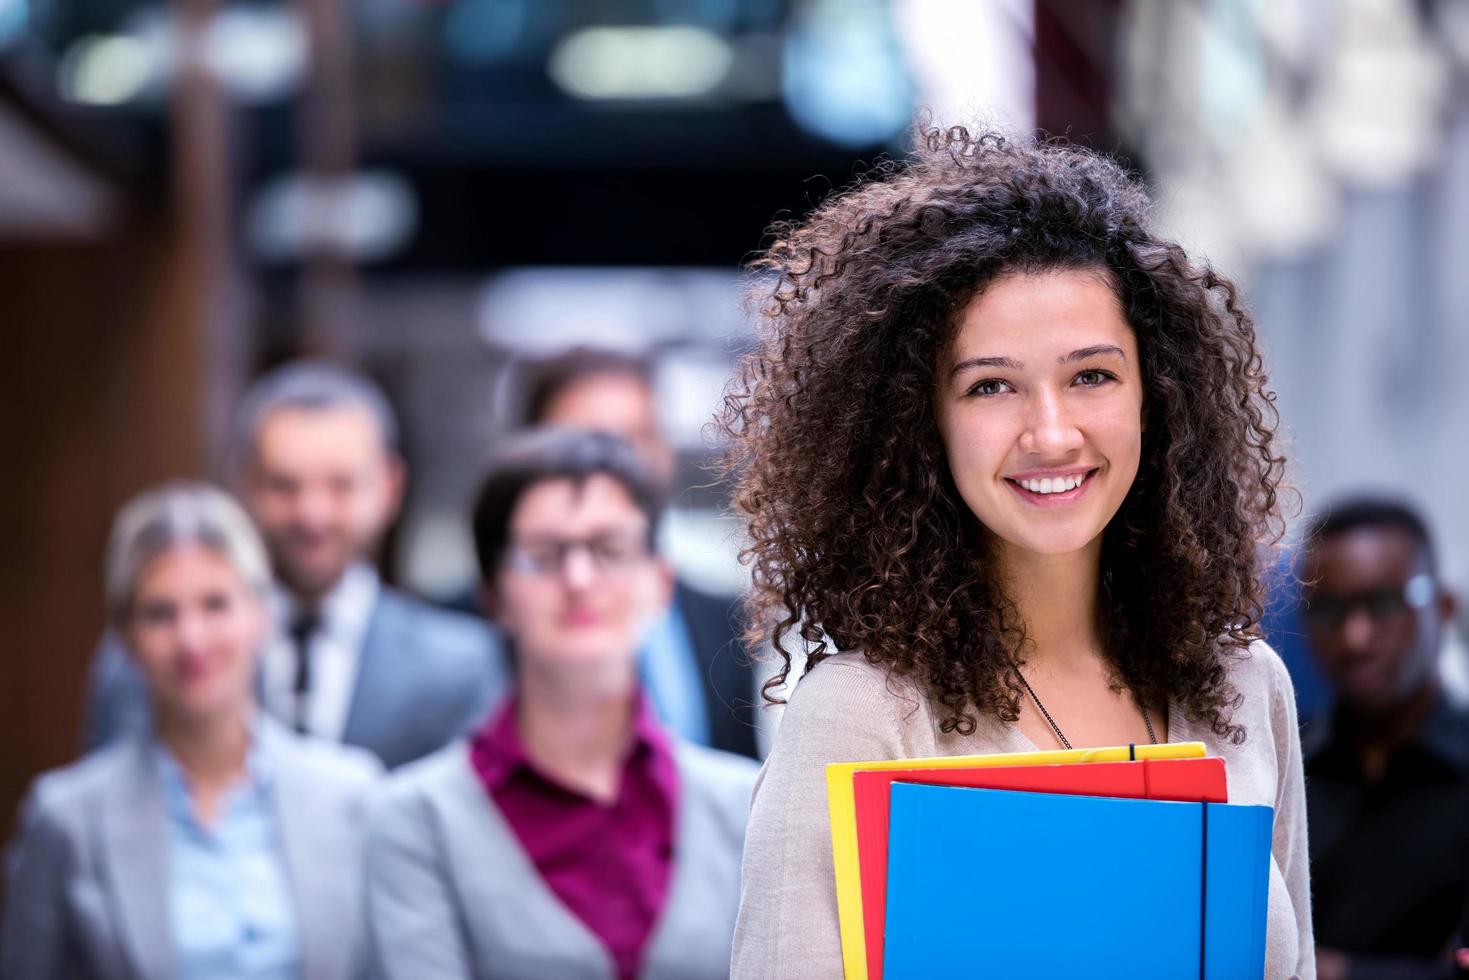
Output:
top-left (364, 428), bottom-right (758, 980)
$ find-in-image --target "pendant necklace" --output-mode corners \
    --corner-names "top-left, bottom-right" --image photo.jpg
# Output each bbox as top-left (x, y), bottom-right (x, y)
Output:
top-left (1014, 668), bottom-right (1158, 751)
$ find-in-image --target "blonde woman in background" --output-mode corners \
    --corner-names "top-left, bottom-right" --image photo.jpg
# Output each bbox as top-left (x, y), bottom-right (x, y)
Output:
top-left (3, 482), bottom-right (381, 980)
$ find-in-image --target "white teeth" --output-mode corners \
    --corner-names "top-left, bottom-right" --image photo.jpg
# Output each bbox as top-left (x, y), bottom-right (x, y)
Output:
top-left (1018, 473), bottom-right (1087, 494)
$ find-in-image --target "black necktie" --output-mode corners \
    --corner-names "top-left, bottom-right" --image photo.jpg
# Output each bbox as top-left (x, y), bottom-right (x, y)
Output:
top-left (289, 610), bottom-right (320, 734)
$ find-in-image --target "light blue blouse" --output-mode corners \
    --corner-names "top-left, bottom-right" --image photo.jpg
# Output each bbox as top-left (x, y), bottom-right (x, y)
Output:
top-left (640, 602), bottom-right (711, 747)
top-left (154, 731), bottom-right (300, 980)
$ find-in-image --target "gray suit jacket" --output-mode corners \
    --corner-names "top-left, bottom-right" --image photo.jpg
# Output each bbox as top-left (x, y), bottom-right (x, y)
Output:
top-left (86, 587), bottom-right (509, 769)
top-left (1, 718), bottom-right (383, 980)
top-left (364, 738), bottom-right (758, 979)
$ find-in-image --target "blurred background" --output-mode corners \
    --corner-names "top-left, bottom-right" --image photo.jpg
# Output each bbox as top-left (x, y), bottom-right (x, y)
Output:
top-left (4, 0), bottom-right (1468, 839)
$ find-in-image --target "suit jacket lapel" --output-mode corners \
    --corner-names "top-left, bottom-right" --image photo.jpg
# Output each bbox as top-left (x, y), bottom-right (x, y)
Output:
top-left (99, 740), bottom-right (175, 980)
top-left (270, 724), bottom-right (352, 980)
top-left (341, 591), bottom-right (399, 754)
top-left (674, 584), bottom-right (758, 759)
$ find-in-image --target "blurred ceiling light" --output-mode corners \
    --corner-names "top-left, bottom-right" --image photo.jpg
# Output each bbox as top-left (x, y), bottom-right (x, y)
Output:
top-left (0, 0), bottom-right (26, 47)
top-left (892, 0), bottom-right (1033, 132)
top-left (475, 267), bottom-right (748, 354)
top-left (548, 25), bottom-right (733, 99)
top-left (248, 171), bottom-right (419, 263)
top-left (782, 0), bottom-right (914, 147)
top-left (60, 34), bottom-right (157, 105)
top-left (58, 5), bottom-right (305, 108)
top-left (200, 5), bottom-right (307, 103)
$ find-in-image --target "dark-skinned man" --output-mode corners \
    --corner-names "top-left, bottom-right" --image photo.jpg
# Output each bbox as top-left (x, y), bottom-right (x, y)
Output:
top-left (1302, 497), bottom-right (1464, 980)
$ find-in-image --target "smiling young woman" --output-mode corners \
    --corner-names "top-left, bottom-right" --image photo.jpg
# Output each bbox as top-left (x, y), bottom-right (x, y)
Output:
top-left (723, 129), bottom-right (1314, 979)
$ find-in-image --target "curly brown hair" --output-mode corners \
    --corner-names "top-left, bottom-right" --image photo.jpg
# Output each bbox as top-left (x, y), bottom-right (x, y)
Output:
top-left (719, 128), bottom-right (1288, 743)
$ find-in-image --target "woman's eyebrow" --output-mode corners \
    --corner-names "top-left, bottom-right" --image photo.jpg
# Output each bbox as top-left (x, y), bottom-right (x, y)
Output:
top-left (1062, 344), bottom-right (1127, 364)
top-left (949, 344), bottom-right (1126, 378)
top-left (949, 354), bottom-right (1022, 378)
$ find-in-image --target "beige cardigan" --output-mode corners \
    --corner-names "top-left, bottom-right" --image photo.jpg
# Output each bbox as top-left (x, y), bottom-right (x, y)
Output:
top-left (731, 641), bottom-right (1315, 980)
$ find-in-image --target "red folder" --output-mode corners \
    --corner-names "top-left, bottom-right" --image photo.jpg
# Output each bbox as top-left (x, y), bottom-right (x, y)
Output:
top-left (854, 757), bottom-right (1228, 980)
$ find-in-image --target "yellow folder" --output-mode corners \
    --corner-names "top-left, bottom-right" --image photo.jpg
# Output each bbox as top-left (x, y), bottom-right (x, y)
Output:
top-left (827, 741), bottom-right (1208, 980)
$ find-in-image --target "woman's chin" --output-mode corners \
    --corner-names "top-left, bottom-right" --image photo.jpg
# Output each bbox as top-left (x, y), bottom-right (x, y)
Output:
top-left (157, 681), bottom-right (247, 723)
top-left (993, 527), bottom-right (1106, 559)
top-left (529, 634), bottom-right (639, 670)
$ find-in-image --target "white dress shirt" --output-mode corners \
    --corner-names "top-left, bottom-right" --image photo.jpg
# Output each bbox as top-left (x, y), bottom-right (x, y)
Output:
top-left (262, 563), bottom-right (379, 741)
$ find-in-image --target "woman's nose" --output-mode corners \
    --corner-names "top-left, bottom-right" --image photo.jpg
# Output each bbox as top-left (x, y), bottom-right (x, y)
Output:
top-left (558, 544), bottom-right (598, 590)
top-left (172, 607), bottom-right (211, 653)
top-left (1019, 389), bottom-right (1084, 457)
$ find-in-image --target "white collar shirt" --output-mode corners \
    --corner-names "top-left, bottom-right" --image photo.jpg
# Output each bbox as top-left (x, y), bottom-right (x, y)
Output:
top-left (261, 562), bottom-right (380, 741)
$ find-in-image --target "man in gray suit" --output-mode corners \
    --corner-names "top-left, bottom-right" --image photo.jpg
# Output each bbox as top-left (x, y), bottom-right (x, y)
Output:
top-left (86, 361), bottom-right (507, 769)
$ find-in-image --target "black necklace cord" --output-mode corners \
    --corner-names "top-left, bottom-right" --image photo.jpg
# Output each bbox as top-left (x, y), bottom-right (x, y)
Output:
top-left (1014, 665), bottom-right (1159, 751)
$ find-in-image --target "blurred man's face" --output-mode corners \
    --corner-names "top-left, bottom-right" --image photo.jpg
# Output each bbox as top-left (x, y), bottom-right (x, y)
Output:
top-left (244, 406), bottom-right (404, 601)
top-left (1302, 526), bottom-right (1450, 717)
top-left (540, 372), bottom-right (676, 491)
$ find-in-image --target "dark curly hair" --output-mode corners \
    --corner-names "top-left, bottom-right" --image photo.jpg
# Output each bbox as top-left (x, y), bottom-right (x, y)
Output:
top-left (719, 128), bottom-right (1288, 743)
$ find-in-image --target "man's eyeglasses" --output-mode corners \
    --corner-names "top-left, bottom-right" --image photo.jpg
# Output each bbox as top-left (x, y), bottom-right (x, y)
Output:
top-left (1301, 573), bottom-right (1435, 630)
top-left (504, 533), bottom-right (651, 577)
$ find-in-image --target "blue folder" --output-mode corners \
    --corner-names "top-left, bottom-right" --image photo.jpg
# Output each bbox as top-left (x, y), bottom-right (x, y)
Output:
top-left (883, 782), bottom-right (1273, 979)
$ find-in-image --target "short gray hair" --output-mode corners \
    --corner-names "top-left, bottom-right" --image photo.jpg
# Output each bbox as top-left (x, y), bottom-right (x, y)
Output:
top-left (105, 482), bottom-right (272, 621)
top-left (234, 359), bottom-right (399, 461)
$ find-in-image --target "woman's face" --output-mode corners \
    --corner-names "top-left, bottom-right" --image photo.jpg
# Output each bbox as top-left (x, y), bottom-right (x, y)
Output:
top-left (125, 544), bottom-right (268, 723)
top-left (491, 474), bottom-right (672, 672)
top-left (934, 268), bottom-right (1144, 561)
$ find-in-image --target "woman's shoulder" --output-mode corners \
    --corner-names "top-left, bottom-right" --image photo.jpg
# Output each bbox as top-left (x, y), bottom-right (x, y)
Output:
top-left (1217, 637), bottom-right (1297, 721)
top-left (265, 718), bottom-right (385, 792)
top-left (1187, 638), bottom-right (1300, 788)
top-left (671, 742), bottom-right (760, 845)
top-left (673, 741), bottom-right (759, 798)
top-left (367, 740), bottom-right (472, 825)
top-left (13, 740), bottom-right (142, 842)
top-left (790, 651), bottom-right (928, 715)
top-left (774, 651), bottom-right (937, 762)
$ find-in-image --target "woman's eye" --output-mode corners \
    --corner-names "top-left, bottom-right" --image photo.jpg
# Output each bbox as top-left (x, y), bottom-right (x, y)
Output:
top-left (967, 379), bottom-right (1010, 397)
top-left (1075, 369), bottom-right (1114, 387)
top-left (137, 603), bottom-right (174, 626)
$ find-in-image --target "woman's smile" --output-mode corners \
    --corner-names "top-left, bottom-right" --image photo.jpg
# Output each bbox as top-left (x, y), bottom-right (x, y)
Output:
top-left (1004, 467), bottom-right (1100, 508)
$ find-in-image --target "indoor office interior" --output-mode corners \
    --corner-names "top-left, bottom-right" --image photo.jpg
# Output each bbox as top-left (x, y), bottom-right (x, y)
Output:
top-left (4, 0), bottom-right (1469, 976)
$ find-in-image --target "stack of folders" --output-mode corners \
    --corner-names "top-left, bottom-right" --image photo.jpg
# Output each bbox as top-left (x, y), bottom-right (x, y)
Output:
top-left (825, 742), bottom-right (1274, 979)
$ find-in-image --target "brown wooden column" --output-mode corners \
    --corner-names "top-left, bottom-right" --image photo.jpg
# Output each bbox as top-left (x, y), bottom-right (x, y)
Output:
top-left (0, 0), bottom-right (244, 843)
top-left (296, 0), bottom-right (359, 357)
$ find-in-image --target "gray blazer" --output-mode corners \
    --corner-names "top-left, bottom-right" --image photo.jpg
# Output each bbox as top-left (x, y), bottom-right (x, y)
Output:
top-left (2, 718), bottom-right (383, 980)
top-left (86, 587), bottom-right (509, 769)
top-left (364, 739), bottom-right (758, 979)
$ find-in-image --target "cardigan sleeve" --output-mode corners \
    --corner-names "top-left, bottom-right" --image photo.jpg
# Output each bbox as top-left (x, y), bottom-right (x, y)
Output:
top-left (1267, 645), bottom-right (1317, 979)
top-left (730, 656), bottom-right (918, 980)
